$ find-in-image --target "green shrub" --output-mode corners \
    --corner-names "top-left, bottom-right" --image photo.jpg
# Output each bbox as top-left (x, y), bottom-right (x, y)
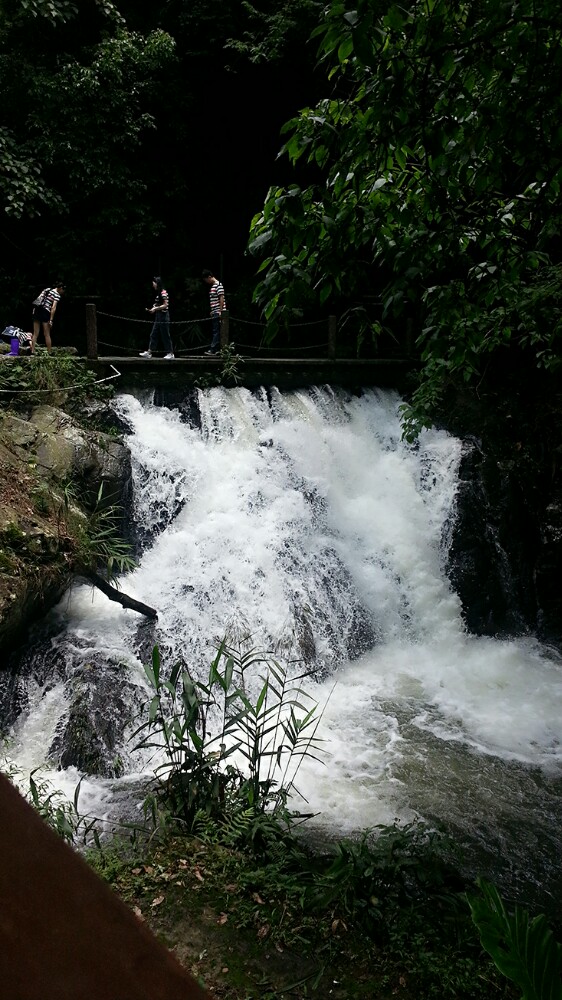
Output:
top-left (0, 354), bottom-right (114, 412)
top-left (468, 878), bottom-right (562, 1000)
top-left (73, 484), bottom-right (136, 581)
top-left (132, 636), bottom-right (324, 851)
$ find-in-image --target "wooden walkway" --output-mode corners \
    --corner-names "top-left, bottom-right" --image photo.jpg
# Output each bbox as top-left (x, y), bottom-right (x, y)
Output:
top-left (84, 304), bottom-right (416, 392)
top-left (89, 355), bottom-right (416, 392)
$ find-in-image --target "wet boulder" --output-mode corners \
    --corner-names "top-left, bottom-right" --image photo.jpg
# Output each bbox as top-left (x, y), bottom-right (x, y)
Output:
top-left (29, 404), bottom-right (132, 511)
top-left (48, 660), bottom-right (144, 779)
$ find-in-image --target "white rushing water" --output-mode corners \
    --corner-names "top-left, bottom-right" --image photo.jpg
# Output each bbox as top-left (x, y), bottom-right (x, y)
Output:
top-left (5, 386), bottom-right (562, 898)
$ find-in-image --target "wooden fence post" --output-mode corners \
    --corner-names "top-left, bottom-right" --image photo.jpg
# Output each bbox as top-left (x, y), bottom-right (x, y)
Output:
top-left (86, 303), bottom-right (98, 359)
top-left (328, 315), bottom-right (337, 359)
top-left (220, 309), bottom-right (230, 350)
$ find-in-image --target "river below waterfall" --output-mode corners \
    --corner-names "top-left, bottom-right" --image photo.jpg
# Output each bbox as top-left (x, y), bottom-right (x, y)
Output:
top-left (2, 386), bottom-right (562, 911)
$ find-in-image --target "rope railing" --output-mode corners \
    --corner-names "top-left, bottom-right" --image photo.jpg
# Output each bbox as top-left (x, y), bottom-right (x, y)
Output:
top-left (97, 310), bottom-right (211, 326)
top-left (231, 315), bottom-right (326, 328)
top-left (233, 341), bottom-right (329, 352)
top-left (86, 303), bottom-right (338, 361)
top-left (0, 363), bottom-right (122, 394)
top-left (96, 310), bottom-right (326, 330)
top-left (97, 340), bottom-right (212, 356)
top-left (98, 340), bottom-right (141, 354)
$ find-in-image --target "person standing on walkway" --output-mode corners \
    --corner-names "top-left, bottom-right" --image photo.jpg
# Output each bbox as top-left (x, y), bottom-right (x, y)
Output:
top-left (139, 277), bottom-right (174, 359)
top-left (202, 269), bottom-right (225, 355)
top-left (31, 282), bottom-right (65, 354)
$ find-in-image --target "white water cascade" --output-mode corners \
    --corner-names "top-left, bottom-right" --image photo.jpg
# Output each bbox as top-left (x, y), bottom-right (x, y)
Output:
top-left (4, 386), bottom-right (562, 903)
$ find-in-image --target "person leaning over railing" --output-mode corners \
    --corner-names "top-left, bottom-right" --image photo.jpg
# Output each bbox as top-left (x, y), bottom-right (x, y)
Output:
top-left (0, 325), bottom-right (32, 355)
top-left (31, 282), bottom-right (65, 355)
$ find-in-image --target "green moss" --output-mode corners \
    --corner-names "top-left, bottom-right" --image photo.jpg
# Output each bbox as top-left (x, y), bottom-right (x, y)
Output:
top-left (0, 548), bottom-right (18, 573)
top-left (2, 523), bottom-right (25, 548)
top-left (31, 486), bottom-right (53, 517)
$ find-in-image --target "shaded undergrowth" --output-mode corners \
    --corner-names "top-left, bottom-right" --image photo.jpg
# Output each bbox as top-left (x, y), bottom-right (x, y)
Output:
top-left (88, 829), bottom-right (517, 1000)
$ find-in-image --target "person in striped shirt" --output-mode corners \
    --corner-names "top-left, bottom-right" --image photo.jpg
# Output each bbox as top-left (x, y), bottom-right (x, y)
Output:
top-left (139, 277), bottom-right (174, 359)
top-left (31, 283), bottom-right (65, 354)
top-left (1, 326), bottom-right (32, 353)
top-left (202, 269), bottom-right (226, 355)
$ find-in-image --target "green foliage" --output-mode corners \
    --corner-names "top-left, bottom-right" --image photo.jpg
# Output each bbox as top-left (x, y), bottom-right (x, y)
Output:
top-left (1, 522), bottom-right (26, 549)
top-left (195, 343), bottom-right (246, 389)
top-left (249, 0), bottom-right (562, 435)
top-left (0, 0), bottom-right (325, 313)
top-left (0, 0), bottom-right (175, 243)
top-left (75, 483), bottom-right (136, 581)
top-left (0, 754), bottom-right (81, 843)
top-left (1, 754), bottom-right (149, 853)
top-left (132, 637), bottom-right (323, 851)
top-left (92, 833), bottom-right (507, 1000)
top-left (0, 125), bottom-right (62, 218)
top-left (30, 483), bottom-right (53, 517)
top-left (27, 767), bottom-right (81, 843)
top-left (218, 342), bottom-right (245, 385)
top-left (308, 821), bottom-right (454, 935)
top-left (224, 0), bottom-right (322, 64)
top-left (468, 878), bottom-right (562, 1000)
top-left (0, 354), bottom-right (115, 411)
top-left (8, 0), bottom-right (79, 27)
top-left (0, 547), bottom-right (18, 572)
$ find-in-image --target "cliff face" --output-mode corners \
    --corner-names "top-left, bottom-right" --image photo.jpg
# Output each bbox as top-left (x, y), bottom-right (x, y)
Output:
top-left (440, 374), bottom-right (562, 648)
top-left (0, 404), bottom-right (131, 655)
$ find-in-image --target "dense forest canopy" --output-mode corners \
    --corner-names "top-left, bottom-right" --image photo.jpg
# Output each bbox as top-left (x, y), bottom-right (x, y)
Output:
top-left (249, 0), bottom-right (562, 433)
top-left (2, 0), bottom-right (562, 431)
top-left (0, 0), bottom-right (321, 319)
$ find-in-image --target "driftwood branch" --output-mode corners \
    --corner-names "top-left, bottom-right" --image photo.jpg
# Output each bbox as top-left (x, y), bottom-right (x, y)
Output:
top-left (85, 570), bottom-right (158, 619)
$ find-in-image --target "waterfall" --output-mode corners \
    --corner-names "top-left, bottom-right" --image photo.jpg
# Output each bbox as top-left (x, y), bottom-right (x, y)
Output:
top-left (2, 385), bottom-right (562, 903)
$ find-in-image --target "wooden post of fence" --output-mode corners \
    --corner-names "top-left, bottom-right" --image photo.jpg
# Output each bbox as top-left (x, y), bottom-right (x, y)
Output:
top-left (86, 303), bottom-right (98, 360)
top-left (220, 309), bottom-right (230, 350)
top-left (328, 315), bottom-right (337, 359)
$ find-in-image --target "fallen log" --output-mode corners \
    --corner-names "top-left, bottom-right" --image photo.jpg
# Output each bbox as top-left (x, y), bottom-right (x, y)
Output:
top-left (85, 570), bottom-right (158, 619)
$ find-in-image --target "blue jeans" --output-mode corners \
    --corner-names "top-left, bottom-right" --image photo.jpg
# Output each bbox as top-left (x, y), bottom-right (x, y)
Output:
top-left (210, 314), bottom-right (221, 353)
top-left (149, 312), bottom-right (173, 354)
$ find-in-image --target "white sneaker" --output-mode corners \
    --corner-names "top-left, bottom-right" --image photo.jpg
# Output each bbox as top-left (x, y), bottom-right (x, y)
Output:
top-left (164, 353), bottom-right (175, 360)
top-left (139, 350), bottom-right (152, 359)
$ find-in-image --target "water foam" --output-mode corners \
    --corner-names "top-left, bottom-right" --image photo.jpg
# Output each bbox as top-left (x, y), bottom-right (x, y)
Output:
top-left (4, 387), bottom-right (562, 883)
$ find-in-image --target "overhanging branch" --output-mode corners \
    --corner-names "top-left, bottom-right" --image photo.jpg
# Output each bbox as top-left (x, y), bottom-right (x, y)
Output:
top-left (85, 570), bottom-right (158, 619)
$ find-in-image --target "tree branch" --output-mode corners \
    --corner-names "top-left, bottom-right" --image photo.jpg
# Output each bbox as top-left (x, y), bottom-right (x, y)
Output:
top-left (84, 570), bottom-right (158, 619)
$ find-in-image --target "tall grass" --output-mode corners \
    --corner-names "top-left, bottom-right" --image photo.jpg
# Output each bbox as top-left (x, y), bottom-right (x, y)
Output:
top-left (132, 636), bottom-right (327, 849)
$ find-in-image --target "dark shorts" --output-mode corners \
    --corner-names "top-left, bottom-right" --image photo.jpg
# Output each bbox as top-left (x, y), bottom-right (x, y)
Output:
top-left (33, 306), bottom-right (50, 324)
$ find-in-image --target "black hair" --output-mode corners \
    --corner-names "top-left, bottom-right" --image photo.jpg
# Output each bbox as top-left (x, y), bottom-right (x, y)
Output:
top-left (153, 276), bottom-right (163, 290)
top-left (55, 281), bottom-right (65, 289)
top-left (201, 269), bottom-right (213, 280)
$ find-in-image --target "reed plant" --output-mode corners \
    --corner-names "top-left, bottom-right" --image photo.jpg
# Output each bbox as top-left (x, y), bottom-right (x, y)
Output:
top-left (1, 754), bottom-right (84, 845)
top-left (76, 483), bottom-right (136, 581)
top-left (132, 636), bottom-right (325, 851)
